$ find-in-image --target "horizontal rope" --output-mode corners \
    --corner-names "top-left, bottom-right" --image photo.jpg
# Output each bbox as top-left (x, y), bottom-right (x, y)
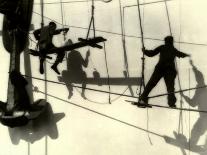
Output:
top-left (25, 75), bottom-right (136, 98)
top-left (34, 0), bottom-right (108, 5)
top-left (123, 0), bottom-right (173, 8)
top-left (126, 100), bottom-right (207, 113)
top-left (34, 87), bottom-right (164, 137)
top-left (148, 85), bottom-right (207, 99)
top-left (24, 74), bottom-right (207, 100)
top-left (32, 11), bottom-right (207, 47)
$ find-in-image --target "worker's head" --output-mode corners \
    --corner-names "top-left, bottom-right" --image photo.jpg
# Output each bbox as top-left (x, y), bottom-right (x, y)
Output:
top-left (49, 21), bottom-right (57, 31)
top-left (164, 36), bottom-right (174, 46)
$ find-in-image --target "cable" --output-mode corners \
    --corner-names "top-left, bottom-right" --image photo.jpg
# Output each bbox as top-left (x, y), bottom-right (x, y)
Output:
top-left (86, 0), bottom-right (96, 39)
top-left (103, 42), bottom-right (111, 104)
top-left (125, 100), bottom-right (207, 114)
top-left (23, 74), bottom-right (207, 100)
top-left (32, 11), bottom-right (207, 47)
top-left (163, 0), bottom-right (183, 135)
top-left (123, 0), bottom-right (173, 8)
top-left (34, 0), bottom-right (109, 5)
top-left (136, 0), bottom-right (146, 103)
top-left (24, 74), bottom-right (207, 113)
top-left (188, 67), bottom-right (191, 155)
top-left (32, 86), bottom-right (165, 137)
top-left (141, 0), bottom-right (152, 145)
top-left (118, 0), bottom-right (133, 97)
top-left (164, 0), bottom-right (172, 35)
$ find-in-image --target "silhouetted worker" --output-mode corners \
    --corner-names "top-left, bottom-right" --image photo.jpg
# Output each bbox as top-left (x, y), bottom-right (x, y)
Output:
top-left (66, 39), bottom-right (90, 99)
top-left (181, 60), bottom-right (207, 146)
top-left (33, 22), bottom-right (69, 74)
top-left (0, 0), bottom-right (21, 22)
top-left (139, 36), bottom-right (190, 108)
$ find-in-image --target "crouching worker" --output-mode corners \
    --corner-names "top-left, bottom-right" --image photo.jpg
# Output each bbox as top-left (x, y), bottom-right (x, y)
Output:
top-left (33, 21), bottom-right (69, 74)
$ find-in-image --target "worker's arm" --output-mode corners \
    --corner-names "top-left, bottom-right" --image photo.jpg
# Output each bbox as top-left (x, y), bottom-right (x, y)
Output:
top-left (181, 92), bottom-right (198, 107)
top-left (82, 50), bottom-right (90, 67)
top-left (175, 48), bottom-right (190, 58)
top-left (142, 46), bottom-right (160, 57)
top-left (53, 28), bottom-right (69, 35)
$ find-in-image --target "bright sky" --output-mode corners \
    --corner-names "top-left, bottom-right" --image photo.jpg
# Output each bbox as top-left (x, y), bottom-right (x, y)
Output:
top-left (0, 0), bottom-right (207, 155)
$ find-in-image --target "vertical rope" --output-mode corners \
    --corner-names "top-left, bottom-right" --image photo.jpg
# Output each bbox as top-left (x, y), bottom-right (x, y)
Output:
top-left (143, 0), bottom-right (152, 145)
top-left (118, 0), bottom-right (129, 76)
top-left (176, 0), bottom-right (184, 134)
top-left (164, 0), bottom-right (184, 134)
top-left (86, 0), bottom-right (95, 39)
top-left (40, 0), bottom-right (48, 154)
top-left (119, 0), bottom-right (134, 96)
top-left (164, 0), bottom-right (172, 36)
top-left (188, 68), bottom-right (191, 155)
top-left (103, 43), bottom-right (111, 104)
top-left (136, 0), bottom-right (145, 48)
top-left (60, 0), bottom-right (66, 40)
top-left (59, 0), bottom-right (68, 66)
top-left (40, 0), bottom-right (44, 28)
top-left (136, 0), bottom-right (152, 144)
top-left (92, 0), bottom-right (95, 37)
top-left (136, 0), bottom-right (146, 102)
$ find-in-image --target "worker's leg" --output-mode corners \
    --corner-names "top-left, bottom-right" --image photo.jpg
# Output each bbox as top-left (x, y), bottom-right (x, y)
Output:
top-left (140, 68), bottom-right (163, 103)
top-left (81, 71), bottom-right (87, 99)
top-left (164, 70), bottom-right (177, 107)
top-left (51, 51), bottom-right (65, 75)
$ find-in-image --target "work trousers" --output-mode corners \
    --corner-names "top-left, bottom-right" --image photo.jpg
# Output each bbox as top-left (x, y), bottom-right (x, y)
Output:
top-left (141, 66), bottom-right (177, 106)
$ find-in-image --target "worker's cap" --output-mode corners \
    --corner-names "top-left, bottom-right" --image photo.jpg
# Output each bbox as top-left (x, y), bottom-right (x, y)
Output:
top-left (49, 21), bottom-right (56, 27)
top-left (164, 36), bottom-right (173, 43)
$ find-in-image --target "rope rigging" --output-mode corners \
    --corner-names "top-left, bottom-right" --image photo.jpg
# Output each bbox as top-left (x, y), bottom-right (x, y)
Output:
top-left (118, 0), bottom-right (134, 97)
top-left (39, 0), bottom-right (49, 154)
top-left (23, 73), bottom-right (207, 100)
top-left (32, 86), bottom-right (164, 134)
top-left (29, 0), bottom-right (204, 126)
top-left (136, 0), bottom-right (146, 105)
top-left (163, 0), bottom-right (185, 136)
top-left (32, 11), bottom-right (207, 47)
top-left (34, 0), bottom-right (112, 5)
top-left (135, 0), bottom-right (152, 144)
top-left (21, 74), bottom-right (207, 113)
top-left (0, 1), bottom-right (206, 154)
top-left (86, 0), bottom-right (96, 39)
top-left (103, 42), bottom-right (111, 104)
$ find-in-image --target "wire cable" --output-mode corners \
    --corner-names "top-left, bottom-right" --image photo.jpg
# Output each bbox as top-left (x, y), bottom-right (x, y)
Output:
top-left (103, 43), bottom-right (111, 104)
top-left (23, 74), bottom-right (207, 101)
top-left (32, 11), bottom-right (207, 47)
top-left (23, 74), bottom-right (207, 113)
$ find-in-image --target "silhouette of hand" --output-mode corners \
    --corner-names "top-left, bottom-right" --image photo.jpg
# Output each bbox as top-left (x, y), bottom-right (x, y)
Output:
top-left (86, 50), bottom-right (90, 57)
top-left (63, 28), bottom-right (69, 33)
top-left (189, 59), bottom-right (193, 66)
